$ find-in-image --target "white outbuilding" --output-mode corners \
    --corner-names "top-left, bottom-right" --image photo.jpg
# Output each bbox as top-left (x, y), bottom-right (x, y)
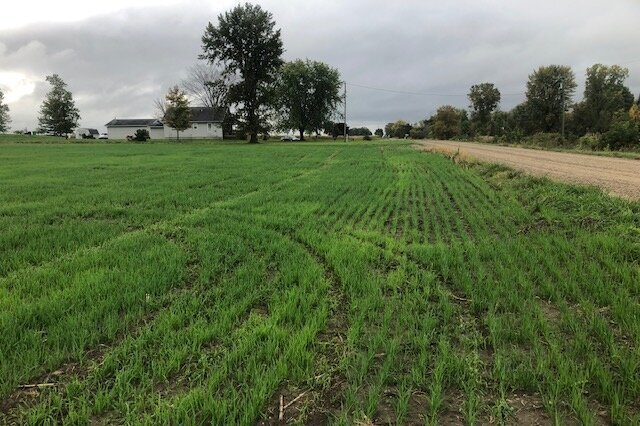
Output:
top-left (105, 107), bottom-right (225, 140)
top-left (105, 119), bottom-right (165, 140)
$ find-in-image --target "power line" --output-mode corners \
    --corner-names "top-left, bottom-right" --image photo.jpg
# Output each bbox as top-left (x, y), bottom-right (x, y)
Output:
top-left (345, 81), bottom-right (525, 97)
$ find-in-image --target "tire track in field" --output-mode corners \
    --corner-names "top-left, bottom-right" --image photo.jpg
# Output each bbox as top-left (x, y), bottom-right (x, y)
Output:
top-left (2, 148), bottom-right (345, 420)
top-left (0, 226), bottom-right (203, 420)
top-left (257, 229), bottom-right (349, 425)
top-left (1, 148), bottom-right (343, 301)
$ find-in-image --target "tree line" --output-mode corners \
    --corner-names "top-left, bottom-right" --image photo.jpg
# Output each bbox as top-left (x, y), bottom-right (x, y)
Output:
top-left (385, 64), bottom-right (640, 150)
top-left (4, 3), bottom-right (344, 142)
top-left (3, 3), bottom-right (638, 150)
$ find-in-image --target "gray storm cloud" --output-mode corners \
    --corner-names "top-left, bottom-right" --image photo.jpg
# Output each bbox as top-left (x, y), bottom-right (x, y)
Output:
top-left (1, 0), bottom-right (639, 132)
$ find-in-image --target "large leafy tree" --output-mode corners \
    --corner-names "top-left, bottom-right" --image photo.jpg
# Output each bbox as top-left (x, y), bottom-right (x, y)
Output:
top-left (430, 106), bottom-right (468, 140)
top-left (384, 120), bottom-right (412, 139)
top-left (163, 86), bottom-right (191, 140)
top-left (0, 89), bottom-right (10, 133)
top-left (276, 59), bottom-right (342, 140)
top-left (468, 83), bottom-right (501, 134)
top-left (38, 74), bottom-right (80, 136)
top-left (524, 65), bottom-right (576, 133)
top-left (574, 64), bottom-right (634, 134)
top-left (201, 3), bottom-right (283, 143)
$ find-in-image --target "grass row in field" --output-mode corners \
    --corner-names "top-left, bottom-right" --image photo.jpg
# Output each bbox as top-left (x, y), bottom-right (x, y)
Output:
top-left (0, 141), bottom-right (638, 424)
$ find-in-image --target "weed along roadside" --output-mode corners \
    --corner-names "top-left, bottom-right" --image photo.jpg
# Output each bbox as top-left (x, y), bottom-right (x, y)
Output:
top-left (0, 141), bottom-right (638, 424)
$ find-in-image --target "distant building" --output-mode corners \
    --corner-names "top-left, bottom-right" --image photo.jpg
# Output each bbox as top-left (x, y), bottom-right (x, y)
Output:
top-left (105, 107), bottom-right (225, 140)
top-left (104, 119), bottom-right (164, 140)
top-left (164, 107), bottom-right (225, 139)
top-left (75, 128), bottom-right (100, 139)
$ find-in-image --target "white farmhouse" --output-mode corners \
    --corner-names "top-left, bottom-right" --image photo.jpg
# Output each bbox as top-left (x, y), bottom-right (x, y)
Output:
top-left (164, 107), bottom-right (225, 139)
top-left (105, 118), bottom-right (165, 140)
top-left (105, 107), bottom-right (225, 140)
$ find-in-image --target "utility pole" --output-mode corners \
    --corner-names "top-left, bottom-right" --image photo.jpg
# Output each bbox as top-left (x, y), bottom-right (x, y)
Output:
top-left (560, 80), bottom-right (565, 139)
top-left (343, 81), bottom-right (348, 142)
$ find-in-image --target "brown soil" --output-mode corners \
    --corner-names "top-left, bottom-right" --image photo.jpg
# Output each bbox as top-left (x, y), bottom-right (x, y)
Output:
top-left (416, 140), bottom-right (640, 201)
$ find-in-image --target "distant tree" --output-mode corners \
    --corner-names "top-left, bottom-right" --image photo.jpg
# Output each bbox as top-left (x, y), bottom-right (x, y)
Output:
top-left (384, 122), bottom-right (393, 138)
top-left (37, 74), bottom-right (80, 136)
top-left (348, 127), bottom-right (372, 136)
top-left (573, 64), bottom-right (634, 135)
top-left (374, 128), bottom-right (383, 137)
top-left (602, 110), bottom-right (639, 149)
top-left (276, 59), bottom-right (342, 140)
top-left (508, 103), bottom-right (534, 136)
top-left (133, 129), bottom-right (150, 142)
top-left (385, 120), bottom-right (412, 138)
top-left (181, 62), bottom-right (235, 138)
top-left (181, 62), bottom-right (234, 108)
top-left (488, 110), bottom-right (512, 136)
top-left (201, 3), bottom-right (283, 143)
top-left (163, 86), bottom-right (191, 140)
top-left (153, 97), bottom-right (167, 120)
top-left (430, 106), bottom-right (468, 140)
top-left (630, 103), bottom-right (640, 122)
top-left (525, 65), bottom-right (576, 133)
top-left (0, 89), bottom-right (10, 132)
top-left (468, 83), bottom-right (501, 135)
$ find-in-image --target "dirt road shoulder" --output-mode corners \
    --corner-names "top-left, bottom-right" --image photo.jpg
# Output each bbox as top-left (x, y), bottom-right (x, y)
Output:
top-left (416, 140), bottom-right (640, 201)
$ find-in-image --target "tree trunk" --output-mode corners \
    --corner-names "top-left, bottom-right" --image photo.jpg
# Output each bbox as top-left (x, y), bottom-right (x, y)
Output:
top-left (247, 104), bottom-right (259, 143)
top-left (176, 129), bottom-right (180, 141)
top-left (299, 128), bottom-right (305, 141)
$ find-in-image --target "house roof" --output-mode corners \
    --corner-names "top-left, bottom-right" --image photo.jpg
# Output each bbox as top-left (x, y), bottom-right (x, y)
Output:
top-left (105, 118), bottom-right (164, 127)
top-left (106, 107), bottom-right (225, 128)
top-left (188, 107), bottom-right (225, 123)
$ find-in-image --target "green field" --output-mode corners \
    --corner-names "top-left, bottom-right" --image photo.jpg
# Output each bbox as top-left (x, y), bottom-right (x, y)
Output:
top-left (0, 141), bottom-right (639, 425)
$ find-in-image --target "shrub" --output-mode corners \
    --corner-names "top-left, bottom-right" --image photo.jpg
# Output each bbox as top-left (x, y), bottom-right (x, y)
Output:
top-left (577, 133), bottom-right (601, 151)
top-left (602, 120), bottom-right (639, 150)
top-left (522, 132), bottom-right (568, 149)
top-left (409, 128), bottom-right (427, 139)
top-left (133, 129), bottom-right (150, 142)
top-left (363, 134), bottom-right (372, 141)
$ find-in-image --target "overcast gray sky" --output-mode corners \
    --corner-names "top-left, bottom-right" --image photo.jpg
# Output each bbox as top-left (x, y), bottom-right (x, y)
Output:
top-left (1, 0), bottom-right (639, 132)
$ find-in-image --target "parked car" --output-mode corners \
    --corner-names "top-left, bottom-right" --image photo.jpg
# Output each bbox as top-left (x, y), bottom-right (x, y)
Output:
top-left (280, 135), bottom-right (300, 141)
top-left (98, 133), bottom-right (108, 139)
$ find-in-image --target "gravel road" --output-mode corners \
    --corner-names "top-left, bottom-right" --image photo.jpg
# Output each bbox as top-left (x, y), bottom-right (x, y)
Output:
top-left (416, 140), bottom-right (640, 200)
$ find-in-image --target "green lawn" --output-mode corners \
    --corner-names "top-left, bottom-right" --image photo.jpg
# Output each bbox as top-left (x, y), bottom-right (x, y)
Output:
top-left (0, 141), bottom-right (638, 425)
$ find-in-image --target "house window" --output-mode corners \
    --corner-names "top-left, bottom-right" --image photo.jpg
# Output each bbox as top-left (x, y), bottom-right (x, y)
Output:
top-left (193, 123), bottom-right (198, 129)
top-left (208, 123), bottom-right (212, 130)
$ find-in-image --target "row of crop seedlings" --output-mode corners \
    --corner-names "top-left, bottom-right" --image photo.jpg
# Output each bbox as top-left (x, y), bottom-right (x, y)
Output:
top-left (420, 223), bottom-right (638, 423)
top-left (329, 225), bottom-right (498, 423)
top-left (12, 215), bottom-right (330, 424)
